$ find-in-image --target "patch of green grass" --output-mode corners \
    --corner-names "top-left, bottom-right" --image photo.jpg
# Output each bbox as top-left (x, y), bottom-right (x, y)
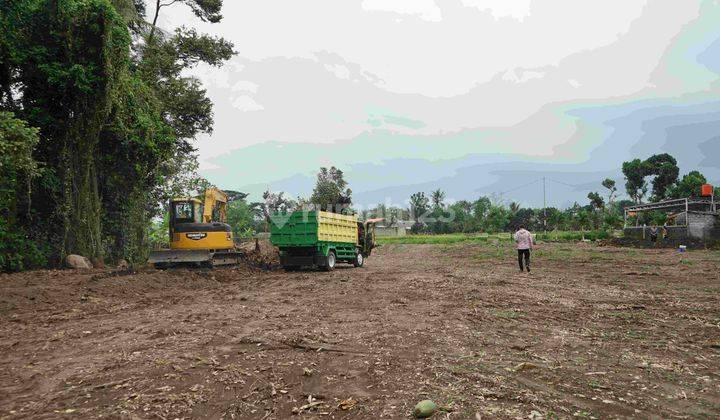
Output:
top-left (661, 371), bottom-right (679, 382)
top-left (546, 411), bottom-right (561, 420)
top-left (376, 230), bottom-right (611, 245)
top-left (599, 331), bottom-right (615, 340)
top-left (588, 379), bottom-right (605, 390)
top-left (626, 330), bottom-right (647, 340)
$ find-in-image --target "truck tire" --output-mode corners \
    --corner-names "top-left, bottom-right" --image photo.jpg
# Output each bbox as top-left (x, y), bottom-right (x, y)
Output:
top-left (353, 251), bottom-right (364, 268)
top-left (323, 251), bottom-right (336, 271)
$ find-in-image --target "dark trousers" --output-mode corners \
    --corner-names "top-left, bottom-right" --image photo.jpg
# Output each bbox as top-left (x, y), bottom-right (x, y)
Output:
top-left (517, 249), bottom-right (530, 272)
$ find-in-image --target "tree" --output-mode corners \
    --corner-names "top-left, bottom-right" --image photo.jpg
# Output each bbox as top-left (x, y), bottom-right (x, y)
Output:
top-left (545, 207), bottom-right (564, 231)
top-left (227, 198), bottom-right (259, 239)
top-left (507, 208), bottom-right (535, 232)
top-left (587, 192), bottom-right (605, 211)
top-left (0, 0), bottom-right (234, 267)
top-left (409, 192), bottom-right (430, 226)
top-left (431, 189), bottom-right (446, 209)
top-left (622, 159), bottom-right (650, 203)
top-left (447, 200), bottom-right (474, 232)
top-left (0, 112), bottom-right (45, 271)
top-left (259, 190), bottom-right (296, 219)
top-left (645, 153), bottom-right (679, 201)
top-left (484, 205), bottom-right (508, 233)
top-left (472, 197), bottom-right (491, 220)
top-left (148, 0), bottom-right (224, 43)
top-left (667, 171), bottom-right (707, 198)
top-left (601, 178), bottom-right (617, 204)
top-left (576, 210), bottom-right (590, 239)
top-left (310, 167), bottom-right (352, 213)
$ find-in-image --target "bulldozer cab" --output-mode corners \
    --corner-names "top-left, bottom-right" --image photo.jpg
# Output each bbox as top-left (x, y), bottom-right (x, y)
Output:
top-left (171, 198), bottom-right (202, 227)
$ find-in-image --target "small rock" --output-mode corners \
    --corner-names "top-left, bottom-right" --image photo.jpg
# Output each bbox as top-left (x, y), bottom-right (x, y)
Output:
top-left (529, 410), bottom-right (543, 419)
top-left (66, 254), bottom-right (93, 269)
top-left (338, 397), bottom-right (357, 410)
top-left (514, 362), bottom-right (539, 372)
top-left (413, 400), bottom-right (437, 418)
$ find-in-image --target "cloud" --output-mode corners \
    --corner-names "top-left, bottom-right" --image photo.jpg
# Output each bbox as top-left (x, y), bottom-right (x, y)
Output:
top-left (361, 0), bottom-right (443, 22)
top-left (461, 0), bottom-right (532, 21)
top-left (152, 0), bottom-right (719, 206)
top-left (231, 95), bottom-right (264, 111)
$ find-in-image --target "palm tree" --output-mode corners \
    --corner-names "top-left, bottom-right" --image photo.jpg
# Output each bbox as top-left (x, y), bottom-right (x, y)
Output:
top-left (431, 189), bottom-right (446, 209)
top-left (509, 202), bottom-right (521, 213)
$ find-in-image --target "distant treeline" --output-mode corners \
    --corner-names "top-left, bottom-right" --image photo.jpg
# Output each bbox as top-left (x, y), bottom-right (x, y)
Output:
top-left (205, 156), bottom-right (717, 240)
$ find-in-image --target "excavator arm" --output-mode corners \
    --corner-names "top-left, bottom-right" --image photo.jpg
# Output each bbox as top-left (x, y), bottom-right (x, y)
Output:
top-left (202, 187), bottom-right (229, 223)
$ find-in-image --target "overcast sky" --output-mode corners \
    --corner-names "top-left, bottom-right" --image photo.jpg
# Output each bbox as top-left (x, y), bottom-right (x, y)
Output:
top-left (157, 0), bottom-right (720, 207)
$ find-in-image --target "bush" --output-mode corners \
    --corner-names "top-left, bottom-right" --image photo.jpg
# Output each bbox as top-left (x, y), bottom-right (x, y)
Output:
top-left (0, 220), bottom-right (46, 272)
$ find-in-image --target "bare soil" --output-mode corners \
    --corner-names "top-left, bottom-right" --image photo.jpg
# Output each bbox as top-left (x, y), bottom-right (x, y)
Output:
top-left (1, 242), bottom-right (719, 419)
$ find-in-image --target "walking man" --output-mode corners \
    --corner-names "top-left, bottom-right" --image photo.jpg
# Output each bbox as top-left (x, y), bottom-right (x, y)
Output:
top-left (514, 225), bottom-right (534, 273)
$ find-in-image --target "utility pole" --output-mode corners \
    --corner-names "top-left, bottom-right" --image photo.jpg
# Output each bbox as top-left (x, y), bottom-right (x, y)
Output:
top-left (543, 177), bottom-right (547, 234)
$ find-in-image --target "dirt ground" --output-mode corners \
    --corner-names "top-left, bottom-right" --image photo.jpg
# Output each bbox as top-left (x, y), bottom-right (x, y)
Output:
top-left (1, 242), bottom-right (719, 419)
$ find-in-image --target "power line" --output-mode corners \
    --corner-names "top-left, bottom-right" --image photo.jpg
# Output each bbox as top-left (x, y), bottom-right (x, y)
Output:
top-left (498, 178), bottom-right (542, 196)
top-left (547, 178), bottom-right (594, 190)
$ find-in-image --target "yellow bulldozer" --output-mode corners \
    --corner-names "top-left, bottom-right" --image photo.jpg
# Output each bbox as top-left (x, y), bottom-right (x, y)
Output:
top-left (149, 187), bottom-right (243, 268)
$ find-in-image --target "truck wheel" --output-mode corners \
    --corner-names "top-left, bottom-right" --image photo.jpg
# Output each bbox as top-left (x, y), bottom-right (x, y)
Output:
top-left (353, 251), bottom-right (364, 268)
top-left (323, 251), bottom-right (336, 271)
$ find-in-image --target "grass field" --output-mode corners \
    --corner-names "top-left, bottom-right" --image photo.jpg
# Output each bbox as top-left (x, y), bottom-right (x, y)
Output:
top-left (376, 230), bottom-right (612, 245)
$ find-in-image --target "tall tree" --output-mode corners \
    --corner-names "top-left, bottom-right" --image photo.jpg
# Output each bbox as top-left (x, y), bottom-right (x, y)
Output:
top-left (667, 171), bottom-right (707, 199)
top-left (601, 178), bottom-right (617, 204)
top-left (430, 189), bottom-right (446, 209)
top-left (147, 0), bottom-right (223, 42)
top-left (0, 112), bottom-right (44, 271)
top-left (310, 167), bottom-right (352, 213)
top-left (409, 192), bottom-right (430, 225)
top-left (644, 153), bottom-right (679, 201)
top-left (622, 159), bottom-right (650, 203)
top-left (0, 0), bottom-right (234, 267)
top-left (587, 191), bottom-right (605, 211)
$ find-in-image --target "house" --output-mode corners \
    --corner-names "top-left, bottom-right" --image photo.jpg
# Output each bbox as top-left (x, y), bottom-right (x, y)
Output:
top-left (624, 197), bottom-right (719, 245)
top-left (376, 220), bottom-right (415, 237)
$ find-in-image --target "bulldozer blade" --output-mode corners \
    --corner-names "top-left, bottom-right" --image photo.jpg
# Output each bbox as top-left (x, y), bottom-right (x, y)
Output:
top-left (149, 249), bottom-right (212, 265)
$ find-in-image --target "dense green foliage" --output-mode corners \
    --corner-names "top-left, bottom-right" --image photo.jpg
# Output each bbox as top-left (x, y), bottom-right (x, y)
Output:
top-left (667, 171), bottom-right (708, 199)
top-left (309, 166), bottom-right (352, 213)
top-left (366, 196), bottom-right (622, 235)
top-left (621, 153), bottom-right (683, 203)
top-left (0, 112), bottom-right (46, 270)
top-left (0, 0), bottom-right (233, 271)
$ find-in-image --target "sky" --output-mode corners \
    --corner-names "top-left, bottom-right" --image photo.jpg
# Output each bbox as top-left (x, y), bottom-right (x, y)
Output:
top-left (158, 0), bottom-right (720, 209)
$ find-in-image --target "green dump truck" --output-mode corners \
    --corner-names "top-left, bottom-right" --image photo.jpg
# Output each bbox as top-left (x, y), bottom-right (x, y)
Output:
top-left (270, 210), bottom-right (379, 271)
